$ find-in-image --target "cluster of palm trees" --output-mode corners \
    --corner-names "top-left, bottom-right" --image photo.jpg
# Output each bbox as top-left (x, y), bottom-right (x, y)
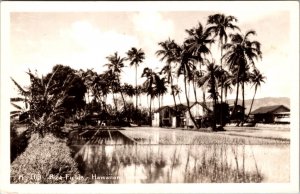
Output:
top-left (145, 13), bottom-right (266, 129)
top-left (12, 13), bottom-right (266, 131)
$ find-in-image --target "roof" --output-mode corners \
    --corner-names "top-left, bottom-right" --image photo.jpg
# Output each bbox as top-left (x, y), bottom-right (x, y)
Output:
top-left (251, 105), bottom-right (290, 115)
top-left (154, 102), bottom-right (212, 113)
top-left (154, 105), bottom-right (171, 113)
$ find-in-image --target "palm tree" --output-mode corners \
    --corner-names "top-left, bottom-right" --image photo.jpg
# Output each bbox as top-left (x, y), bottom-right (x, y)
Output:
top-left (198, 61), bottom-right (221, 130)
top-left (155, 77), bottom-right (168, 111)
top-left (185, 22), bottom-right (214, 65)
top-left (247, 68), bottom-right (266, 118)
top-left (156, 38), bottom-right (179, 112)
top-left (207, 13), bottom-right (240, 63)
top-left (222, 72), bottom-right (234, 102)
top-left (126, 47), bottom-right (145, 111)
top-left (141, 67), bottom-right (160, 126)
top-left (207, 14), bottom-right (240, 127)
top-left (105, 52), bottom-right (126, 111)
top-left (222, 30), bottom-right (262, 122)
top-left (177, 43), bottom-right (199, 129)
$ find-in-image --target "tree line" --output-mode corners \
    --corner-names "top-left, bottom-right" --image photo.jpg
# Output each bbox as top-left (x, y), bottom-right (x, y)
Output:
top-left (11, 13), bottom-right (266, 135)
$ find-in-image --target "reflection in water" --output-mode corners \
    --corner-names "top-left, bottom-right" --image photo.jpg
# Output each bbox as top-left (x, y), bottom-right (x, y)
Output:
top-left (68, 130), bottom-right (289, 183)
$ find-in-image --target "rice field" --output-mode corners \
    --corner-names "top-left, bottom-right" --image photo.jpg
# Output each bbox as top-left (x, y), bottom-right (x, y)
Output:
top-left (67, 127), bottom-right (290, 183)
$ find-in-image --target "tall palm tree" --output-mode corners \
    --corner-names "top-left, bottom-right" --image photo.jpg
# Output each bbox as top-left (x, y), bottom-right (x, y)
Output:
top-left (105, 52), bottom-right (126, 111)
top-left (207, 14), bottom-right (240, 127)
top-left (126, 47), bottom-right (145, 111)
top-left (247, 68), bottom-right (266, 118)
top-left (177, 43), bottom-right (199, 129)
top-left (141, 67), bottom-right (160, 126)
top-left (156, 38), bottom-right (179, 112)
top-left (207, 13), bottom-right (240, 63)
top-left (198, 61), bottom-right (221, 130)
top-left (185, 22), bottom-right (214, 65)
top-left (222, 30), bottom-right (262, 122)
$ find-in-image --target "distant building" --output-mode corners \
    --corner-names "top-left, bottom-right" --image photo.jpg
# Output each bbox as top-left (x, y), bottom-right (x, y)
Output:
top-left (152, 102), bottom-right (212, 128)
top-left (184, 102), bottom-right (211, 128)
top-left (250, 105), bottom-right (290, 124)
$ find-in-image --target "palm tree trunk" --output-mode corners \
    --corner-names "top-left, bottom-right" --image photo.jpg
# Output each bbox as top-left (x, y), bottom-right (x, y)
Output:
top-left (193, 80), bottom-right (198, 103)
top-left (202, 89), bottom-right (206, 113)
top-left (220, 47), bottom-right (224, 104)
top-left (184, 69), bottom-right (199, 129)
top-left (241, 81), bottom-right (245, 126)
top-left (232, 66), bottom-right (240, 121)
top-left (170, 76), bottom-right (177, 111)
top-left (112, 93), bottom-right (118, 112)
top-left (120, 90), bottom-right (126, 111)
top-left (149, 97), bottom-right (152, 127)
top-left (220, 48), bottom-right (224, 127)
top-left (135, 64), bottom-right (138, 111)
top-left (247, 87), bottom-right (257, 119)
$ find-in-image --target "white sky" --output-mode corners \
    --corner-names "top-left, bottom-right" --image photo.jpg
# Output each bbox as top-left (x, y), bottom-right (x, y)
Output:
top-left (2, 1), bottom-right (299, 108)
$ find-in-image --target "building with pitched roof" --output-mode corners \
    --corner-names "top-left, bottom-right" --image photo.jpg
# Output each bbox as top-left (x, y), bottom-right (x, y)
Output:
top-left (250, 105), bottom-right (290, 123)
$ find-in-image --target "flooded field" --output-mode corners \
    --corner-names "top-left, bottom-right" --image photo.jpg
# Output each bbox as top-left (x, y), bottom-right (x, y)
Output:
top-left (68, 127), bottom-right (290, 183)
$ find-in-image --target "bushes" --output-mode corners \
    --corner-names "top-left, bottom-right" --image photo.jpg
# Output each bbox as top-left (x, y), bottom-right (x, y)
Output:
top-left (11, 133), bottom-right (85, 184)
top-left (10, 122), bottom-right (30, 163)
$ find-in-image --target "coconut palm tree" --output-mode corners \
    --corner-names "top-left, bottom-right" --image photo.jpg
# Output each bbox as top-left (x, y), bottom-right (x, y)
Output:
top-left (185, 22), bottom-right (214, 66)
top-left (207, 14), bottom-right (240, 62)
top-left (105, 52), bottom-right (126, 111)
top-left (155, 76), bottom-right (168, 110)
top-left (141, 67), bottom-right (160, 126)
top-left (156, 38), bottom-right (179, 112)
top-left (126, 47), bottom-right (145, 111)
top-left (222, 30), bottom-right (262, 122)
top-left (222, 72), bottom-right (234, 102)
top-left (207, 14), bottom-right (240, 127)
top-left (247, 68), bottom-right (266, 118)
top-left (198, 61), bottom-right (221, 130)
top-left (176, 43), bottom-right (199, 129)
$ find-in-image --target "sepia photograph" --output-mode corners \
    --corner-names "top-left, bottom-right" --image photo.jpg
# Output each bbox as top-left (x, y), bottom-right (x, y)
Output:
top-left (0, 1), bottom-right (299, 193)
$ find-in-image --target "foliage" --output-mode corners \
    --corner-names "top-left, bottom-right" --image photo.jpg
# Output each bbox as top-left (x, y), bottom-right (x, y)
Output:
top-left (10, 122), bottom-right (30, 163)
top-left (10, 65), bottom-right (85, 137)
top-left (11, 133), bottom-right (85, 184)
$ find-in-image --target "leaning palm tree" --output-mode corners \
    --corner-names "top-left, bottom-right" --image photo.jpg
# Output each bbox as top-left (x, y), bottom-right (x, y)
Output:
top-left (222, 30), bottom-right (262, 122)
top-left (177, 43), bottom-right (199, 129)
top-left (126, 47), bottom-right (145, 111)
top-left (247, 68), bottom-right (266, 118)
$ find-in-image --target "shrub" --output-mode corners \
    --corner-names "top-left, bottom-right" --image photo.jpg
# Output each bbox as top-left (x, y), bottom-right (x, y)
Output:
top-left (11, 133), bottom-right (85, 184)
top-left (10, 122), bottom-right (30, 163)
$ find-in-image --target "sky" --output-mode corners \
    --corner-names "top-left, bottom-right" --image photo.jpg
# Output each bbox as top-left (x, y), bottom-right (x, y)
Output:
top-left (4, 1), bottom-right (299, 108)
